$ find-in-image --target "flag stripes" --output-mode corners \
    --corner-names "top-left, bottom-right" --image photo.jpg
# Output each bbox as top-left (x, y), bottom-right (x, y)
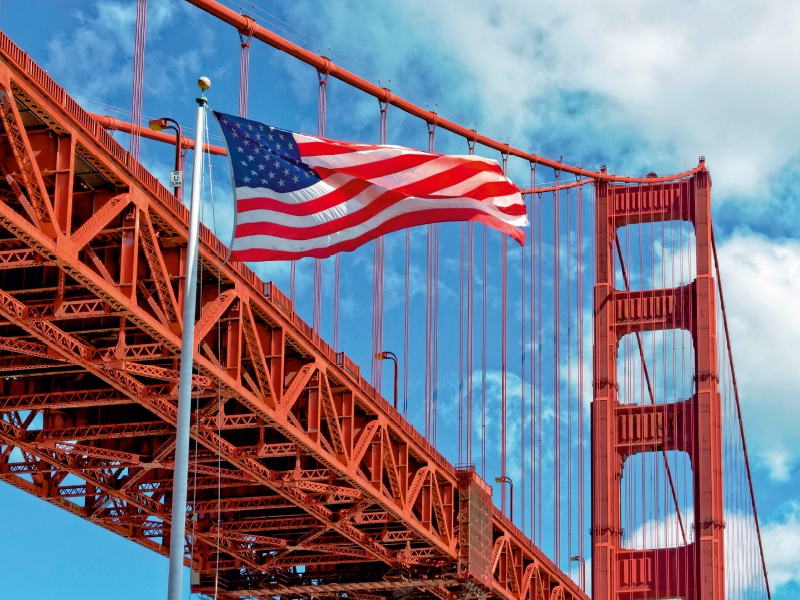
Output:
top-left (213, 112), bottom-right (527, 261)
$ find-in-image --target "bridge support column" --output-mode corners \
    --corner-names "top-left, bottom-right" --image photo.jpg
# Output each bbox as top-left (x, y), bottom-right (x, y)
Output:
top-left (592, 168), bottom-right (724, 600)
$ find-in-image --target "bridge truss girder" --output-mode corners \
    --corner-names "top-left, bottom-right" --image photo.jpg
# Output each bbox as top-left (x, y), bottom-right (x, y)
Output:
top-left (0, 29), bottom-right (586, 600)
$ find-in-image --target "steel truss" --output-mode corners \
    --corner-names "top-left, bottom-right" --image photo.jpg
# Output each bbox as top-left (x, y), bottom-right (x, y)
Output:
top-left (0, 30), bottom-right (585, 600)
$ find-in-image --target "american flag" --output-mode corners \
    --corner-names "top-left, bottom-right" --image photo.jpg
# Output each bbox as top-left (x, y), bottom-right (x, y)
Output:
top-left (212, 111), bottom-right (527, 261)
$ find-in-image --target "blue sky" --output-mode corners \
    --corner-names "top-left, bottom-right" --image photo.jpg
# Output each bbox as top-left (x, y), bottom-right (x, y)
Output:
top-left (1, 0), bottom-right (799, 598)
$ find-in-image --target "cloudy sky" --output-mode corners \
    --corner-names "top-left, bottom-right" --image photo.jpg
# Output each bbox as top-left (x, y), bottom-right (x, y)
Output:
top-left (1, 0), bottom-right (799, 598)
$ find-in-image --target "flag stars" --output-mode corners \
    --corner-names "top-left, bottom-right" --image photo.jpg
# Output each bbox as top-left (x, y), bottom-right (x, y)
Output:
top-left (292, 175), bottom-right (299, 183)
top-left (243, 176), bottom-right (251, 183)
top-left (248, 155), bottom-right (255, 162)
top-left (240, 160), bottom-right (247, 167)
top-left (287, 142), bottom-right (294, 150)
top-left (275, 142), bottom-right (282, 150)
top-left (237, 146), bottom-right (244, 153)
top-left (231, 131), bottom-right (239, 138)
top-left (258, 164), bottom-right (265, 171)
top-left (248, 123), bottom-right (254, 130)
top-left (268, 133), bottom-right (274, 141)
top-left (268, 172), bottom-right (276, 179)
top-left (283, 168), bottom-right (290, 176)
top-left (259, 123), bottom-right (264, 131)
top-left (278, 179), bottom-right (285, 187)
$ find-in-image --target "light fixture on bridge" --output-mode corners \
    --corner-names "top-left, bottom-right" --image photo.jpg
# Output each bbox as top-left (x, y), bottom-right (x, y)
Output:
top-left (374, 350), bottom-right (399, 411)
top-left (494, 476), bottom-right (514, 523)
top-left (148, 117), bottom-right (184, 200)
top-left (570, 555), bottom-right (586, 592)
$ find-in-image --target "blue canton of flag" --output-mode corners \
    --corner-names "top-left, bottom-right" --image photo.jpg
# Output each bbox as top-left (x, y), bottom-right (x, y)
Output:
top-left (214, 113), bottom-right (319, 193)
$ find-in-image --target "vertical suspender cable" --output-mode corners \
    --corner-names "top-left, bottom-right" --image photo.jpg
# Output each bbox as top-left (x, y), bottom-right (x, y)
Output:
top-left (501, 151), bottom-right (509, 519)
top-left (372, 94), bottom-right (389, 388)
top-left (314, 67), bottom-right (328, 333)
top-left (130, 0), bottom-right (147, 159)
top-left (403, 227), bottom-right (410, 417)
top-left (290, 262), bottom-right (296, 303)
top-left (459, 221), bottom-right (465, 464)
top-left (529, 164), bottom-right (536, 541)
top-left (425, 119), bottom-right (438, 441)
top-left (567, 185), bottom-right (572, 563)
top-left (482, 200), bottom-right (488, 477)
top-left (467, 135), bottom-right (476, 465)
top-left (553, 171), bottom-right (561, 566)
top-left (537, 190), bottom-right (543, 547)
top-left (520, 191), bottom-right (526, 533)
top-left (577, 183), bottom-right (585, 588)
top-left (238, 17), bottom-right (254, 117)
top-left (334, 252), bottom-right (341, 350)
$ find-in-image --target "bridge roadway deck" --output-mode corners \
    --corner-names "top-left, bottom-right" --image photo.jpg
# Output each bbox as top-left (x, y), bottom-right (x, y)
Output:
top-left (0, 30), bottom-right (586, 600)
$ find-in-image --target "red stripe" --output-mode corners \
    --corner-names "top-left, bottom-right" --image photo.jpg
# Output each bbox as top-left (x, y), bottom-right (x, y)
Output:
top-left (233, 208), bottom-right (525, 261)
top-left (239, 209), bottom-right (525, 258)
top-left (237, 178), bottom-right (373, 217)
top-left (236, 186), bottom-right (409, 240)
top-left (331, 152), bottom-right (436, 179)
top-left (460, 180), bottom-right (520, 201)
top-left (496, 202), bottom-right (528, 217)
top-left (394, 162), bottom-right (503, 196)
top-left (297, 139), bottom-right (380, 157)
top-left (237, 183), bottom-right (524, 238)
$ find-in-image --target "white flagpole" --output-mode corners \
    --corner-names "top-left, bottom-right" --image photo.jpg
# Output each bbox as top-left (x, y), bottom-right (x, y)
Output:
top-left (166, 76), bottom-right (210, 600)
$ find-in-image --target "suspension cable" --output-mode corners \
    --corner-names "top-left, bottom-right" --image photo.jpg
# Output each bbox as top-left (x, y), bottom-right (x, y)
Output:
top-left (372, 93), bottom-right (389, 388)
top-left (711, 226), bottom-right (772, 600)
top-left (238, 16), bottom-right (254, 117)
top-left (130, 0), bottom-right (147, 159)
top-left (313, 65), bottom-right (328, 333)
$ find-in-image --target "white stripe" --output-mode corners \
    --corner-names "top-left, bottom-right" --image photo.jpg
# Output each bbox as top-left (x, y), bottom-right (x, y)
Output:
top-left (234, 194), bottom-right (527, 253)
top-left (237, 183), bottom-right (388, 228)
top-left (367, 155), bottom-right (504, 191)
top-left (302, 146), bottom-right (429, 170)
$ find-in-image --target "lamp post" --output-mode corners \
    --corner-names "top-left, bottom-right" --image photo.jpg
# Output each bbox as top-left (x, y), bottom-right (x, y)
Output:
top-left (375, 351), bottom-right (398, 410)
top-left (495, 476), bottom-right (514, 523)
top-left (570, 555), bottom-right (586, 592)
top-left (149, 117), bottom-right (184, 199)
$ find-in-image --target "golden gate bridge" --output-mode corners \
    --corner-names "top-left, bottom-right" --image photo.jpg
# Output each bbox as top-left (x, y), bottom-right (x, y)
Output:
top-left (0, 2), bottom-right (772, 599)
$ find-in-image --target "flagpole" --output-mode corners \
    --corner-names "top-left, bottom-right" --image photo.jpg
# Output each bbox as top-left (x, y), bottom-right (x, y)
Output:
top-left (166, 76), bottom-right (210, 600)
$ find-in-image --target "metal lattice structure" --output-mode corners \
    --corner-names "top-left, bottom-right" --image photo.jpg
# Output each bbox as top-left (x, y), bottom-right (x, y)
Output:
top-left (0, 29), bottom-right (587, 600)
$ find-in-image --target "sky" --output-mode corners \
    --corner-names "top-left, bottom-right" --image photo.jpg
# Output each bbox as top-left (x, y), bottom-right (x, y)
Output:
top-left (1, 0), bottom-right (799, 598)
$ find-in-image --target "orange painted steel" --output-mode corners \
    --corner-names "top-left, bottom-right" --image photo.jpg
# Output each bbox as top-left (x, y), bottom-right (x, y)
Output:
top-left (592, 175), bottom-right (724, 600)
top-left (0, 29), bottom-right (587, 600)
top-left (185, 0), bottom-right (705, 185)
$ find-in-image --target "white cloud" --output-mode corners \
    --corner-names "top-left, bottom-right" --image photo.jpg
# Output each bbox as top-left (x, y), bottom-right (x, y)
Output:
top-left (762, 502), bottom-right (800, 589)
top-left (290, 1), bottom-right (800, 198)
top-left (717, 233), bottom-right (800, 480)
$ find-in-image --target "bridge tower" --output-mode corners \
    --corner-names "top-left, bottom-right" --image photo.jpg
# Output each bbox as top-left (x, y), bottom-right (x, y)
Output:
top-left (592, 167), bottom-right (724, 600)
